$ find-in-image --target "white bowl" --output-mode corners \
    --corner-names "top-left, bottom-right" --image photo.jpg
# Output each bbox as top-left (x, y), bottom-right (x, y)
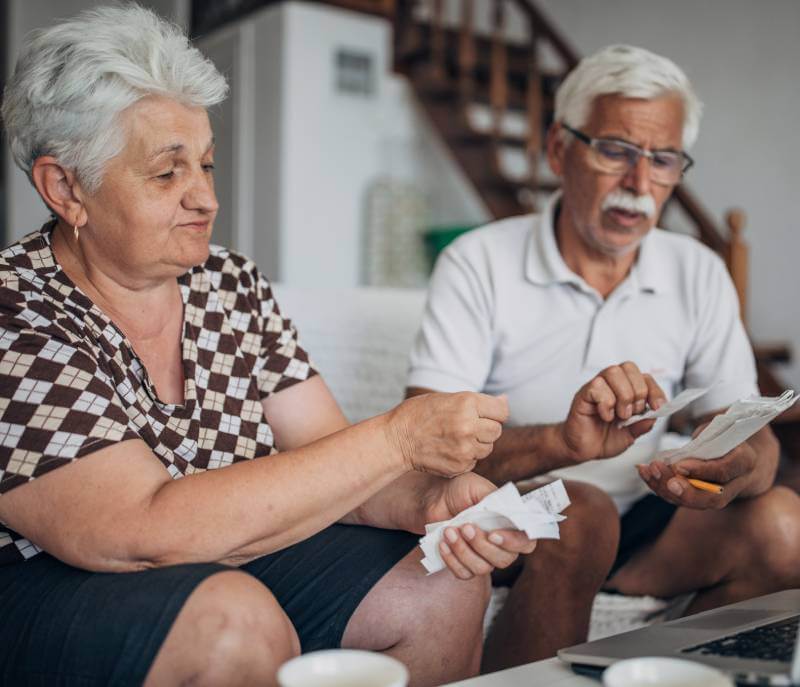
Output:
top-left (277, 649), bottom-right (409, 687)
top-left (603, 657), bottom-right (734, 687)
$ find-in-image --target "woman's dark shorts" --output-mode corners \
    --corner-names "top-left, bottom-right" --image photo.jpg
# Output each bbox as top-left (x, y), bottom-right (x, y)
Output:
top-left (0, 524), bottom-right (418, 686)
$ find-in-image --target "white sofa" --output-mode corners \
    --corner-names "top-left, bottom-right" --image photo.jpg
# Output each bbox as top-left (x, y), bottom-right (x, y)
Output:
top-left (272, 283), bottom-right (681, 640)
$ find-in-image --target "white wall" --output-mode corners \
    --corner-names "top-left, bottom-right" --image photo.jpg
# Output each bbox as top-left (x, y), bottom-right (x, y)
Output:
top-left (274, 3), bottom-right (486, 287)
top-left (534, 0), bottom-right (800, 388)
top-left (239, 1), bottom-right (486, 286)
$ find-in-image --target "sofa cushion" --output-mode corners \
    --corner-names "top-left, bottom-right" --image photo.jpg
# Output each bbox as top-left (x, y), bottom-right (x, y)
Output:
top-left (273, 284), bottom-right (427, 422)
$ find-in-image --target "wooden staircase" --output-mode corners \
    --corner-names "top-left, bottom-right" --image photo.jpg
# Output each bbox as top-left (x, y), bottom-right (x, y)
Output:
top-left (390, 0), bottom-right (800, 460)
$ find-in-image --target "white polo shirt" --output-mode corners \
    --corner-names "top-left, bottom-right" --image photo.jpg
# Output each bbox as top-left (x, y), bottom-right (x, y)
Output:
top-left (408, 193), bottom-right (758, 513)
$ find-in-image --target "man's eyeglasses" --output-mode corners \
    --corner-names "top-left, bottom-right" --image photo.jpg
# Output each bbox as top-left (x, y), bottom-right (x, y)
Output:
top-left (561, 123), bottom-right (694, 186)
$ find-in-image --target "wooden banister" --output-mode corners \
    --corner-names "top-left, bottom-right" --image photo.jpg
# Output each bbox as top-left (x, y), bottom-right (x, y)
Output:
top-left (670, 185), bottom-right (727, 254)
top-left (725, 208), bottom-right (748, 326)
top-left (510, 0), bottom-right (579, 68)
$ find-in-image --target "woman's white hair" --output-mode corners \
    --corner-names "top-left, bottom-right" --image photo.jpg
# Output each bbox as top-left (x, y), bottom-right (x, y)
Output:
top-left (554, 44), bottom-right (703, 149)
top-left (1, 3), bottom-right (228, 193)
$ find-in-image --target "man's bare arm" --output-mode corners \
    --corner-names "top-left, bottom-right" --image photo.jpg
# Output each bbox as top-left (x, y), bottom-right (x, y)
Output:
top-left (407, 364), bottom-right (665, 485)
top-left (406, 387), bottom-right (576, 485)
top-left (407, 387), bottom-right (575, 483)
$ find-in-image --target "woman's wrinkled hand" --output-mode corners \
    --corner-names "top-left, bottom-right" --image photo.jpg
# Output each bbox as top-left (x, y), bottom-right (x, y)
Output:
top-left (423, 472), bottom-right (537, 580)
top-left (385, 391), bottom-right (509, 478)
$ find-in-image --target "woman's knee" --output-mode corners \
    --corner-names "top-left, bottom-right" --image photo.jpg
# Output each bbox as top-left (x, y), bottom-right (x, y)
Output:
top-left (146, 569), bottom-right (299, 686)
top-left (414, 571), bottom-right (489, 673)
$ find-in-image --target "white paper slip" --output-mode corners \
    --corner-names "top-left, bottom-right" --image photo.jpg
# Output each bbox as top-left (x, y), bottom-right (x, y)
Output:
top-left (521, 478), bottom-right (571, 513)
top-left (619, 387), bottom-right (710, 428)
top-left (655, 390), bottom-right (797, 464)
top-left (419, 480), bottom-right (570, 575)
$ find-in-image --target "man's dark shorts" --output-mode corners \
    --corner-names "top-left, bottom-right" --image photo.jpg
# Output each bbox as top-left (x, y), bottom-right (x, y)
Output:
top-left (609, 493), bottom-right (678, 577)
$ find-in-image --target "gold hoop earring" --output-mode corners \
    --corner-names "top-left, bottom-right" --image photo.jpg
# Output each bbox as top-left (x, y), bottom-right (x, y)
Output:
top-left (73, 225), bottom-right (80, 241)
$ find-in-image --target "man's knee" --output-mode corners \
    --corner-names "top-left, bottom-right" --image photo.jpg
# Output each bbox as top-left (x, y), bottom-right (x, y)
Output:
top-left (739, 487), bottom-right (800, 585)
top-left (147, 570), bottom-right (299, 686)
top-left (524, 481), bottom-right (619, 575)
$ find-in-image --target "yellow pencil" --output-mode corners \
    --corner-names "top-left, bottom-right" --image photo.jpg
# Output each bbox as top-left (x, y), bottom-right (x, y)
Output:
top-left (687, 478), bottom-right (723, 494)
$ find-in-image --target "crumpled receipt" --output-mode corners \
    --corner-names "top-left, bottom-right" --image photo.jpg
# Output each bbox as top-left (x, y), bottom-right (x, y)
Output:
top-left (619, 387), bottom-right (710, 428)
top-left (419, 480), bottom-right (570, 574)
top-left (655, 389), bottom-right (798, 464)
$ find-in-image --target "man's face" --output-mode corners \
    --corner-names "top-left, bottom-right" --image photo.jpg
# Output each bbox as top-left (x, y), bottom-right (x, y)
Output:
top-left (548, 94), bottom-right (685, 257)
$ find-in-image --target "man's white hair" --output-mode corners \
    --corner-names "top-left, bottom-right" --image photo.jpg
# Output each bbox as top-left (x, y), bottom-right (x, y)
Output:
top-left (554, 44), bottom-right (703, 149)
top-left (2, 3), bottom-right (228, 194)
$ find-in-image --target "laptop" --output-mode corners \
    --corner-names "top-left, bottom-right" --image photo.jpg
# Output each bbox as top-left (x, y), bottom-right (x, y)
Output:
top-left (559, 589), bottom-right (800, 685)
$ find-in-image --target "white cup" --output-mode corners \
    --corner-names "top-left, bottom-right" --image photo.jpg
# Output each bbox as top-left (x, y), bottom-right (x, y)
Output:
top-left (602, 657), bottom-right (734, 687)
top-left (277, 649), bottom-right (409, 687)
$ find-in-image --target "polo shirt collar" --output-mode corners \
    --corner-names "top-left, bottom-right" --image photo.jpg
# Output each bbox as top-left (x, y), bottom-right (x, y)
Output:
top-left (525, 191), bottom-right (670, 296)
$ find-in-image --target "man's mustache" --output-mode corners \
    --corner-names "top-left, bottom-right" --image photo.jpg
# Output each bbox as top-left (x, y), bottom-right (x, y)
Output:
top-left (601, 191), bottom-right (656, 218)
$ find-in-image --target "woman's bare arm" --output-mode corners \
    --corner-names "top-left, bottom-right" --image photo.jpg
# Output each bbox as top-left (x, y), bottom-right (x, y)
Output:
top-left (0, 378), bottom-right (506, 572)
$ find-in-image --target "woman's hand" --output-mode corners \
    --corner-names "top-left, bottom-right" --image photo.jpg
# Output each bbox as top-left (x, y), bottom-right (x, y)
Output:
top-left (385, 391), bottom-right (509, 477)
top-left (423, 473), bottom-right (537, 579)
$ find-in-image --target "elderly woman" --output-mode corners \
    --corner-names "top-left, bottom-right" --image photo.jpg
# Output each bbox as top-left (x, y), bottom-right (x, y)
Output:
top-left (0, 5), bottom-right (538, 686)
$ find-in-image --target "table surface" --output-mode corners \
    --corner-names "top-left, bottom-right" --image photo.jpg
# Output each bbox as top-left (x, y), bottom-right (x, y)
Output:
top-left (443, 657), bottom-right (600, 686)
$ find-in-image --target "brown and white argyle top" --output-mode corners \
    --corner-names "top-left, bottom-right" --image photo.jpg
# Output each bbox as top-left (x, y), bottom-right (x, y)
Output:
top-left (0, 223), bottom-right (317, 566)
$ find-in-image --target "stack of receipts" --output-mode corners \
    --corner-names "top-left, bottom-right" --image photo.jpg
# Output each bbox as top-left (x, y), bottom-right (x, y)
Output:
top-left (419, 480), bottom-right (570, 574)
top-left (656, 389), bottom-right (798, 464)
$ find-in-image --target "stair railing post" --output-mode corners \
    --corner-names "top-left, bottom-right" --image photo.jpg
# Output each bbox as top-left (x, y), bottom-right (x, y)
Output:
top-left (525, 17), bottom-right (542, 207)
top-left (458, 0), bottom-right (476, 104)
top-left (430, 0), bottom-right (446, 83)
top-left (490, 0), bottom-right (508, 139)
top-left (725, 208), bottom-right (749, 328)
top-left (393, 0), bottom-right (416, 72)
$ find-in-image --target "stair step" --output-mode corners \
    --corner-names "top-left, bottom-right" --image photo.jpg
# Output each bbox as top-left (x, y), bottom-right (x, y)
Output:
top-left (410, 78), bottom-right (555, 123)
top-left (462, 104), bottom-right (547, 147)
top-left (396, 26), bottom-right (561, 113)
top-left (754, 343), bottom-right (792, 364)
top-left (398, 22), bottom-right (566, 86)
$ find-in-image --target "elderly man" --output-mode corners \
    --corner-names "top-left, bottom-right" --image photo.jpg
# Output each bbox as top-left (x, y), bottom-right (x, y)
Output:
top-left (406, 44), bottom-right (800, 672)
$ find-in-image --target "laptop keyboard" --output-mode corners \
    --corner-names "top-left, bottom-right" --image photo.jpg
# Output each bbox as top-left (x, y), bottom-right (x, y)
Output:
top-left (682, 615), bottom-right (799, 663)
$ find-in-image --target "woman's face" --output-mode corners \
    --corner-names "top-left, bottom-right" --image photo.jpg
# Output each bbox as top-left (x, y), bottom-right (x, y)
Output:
top-left (81, 96), bottom-right (219, 283)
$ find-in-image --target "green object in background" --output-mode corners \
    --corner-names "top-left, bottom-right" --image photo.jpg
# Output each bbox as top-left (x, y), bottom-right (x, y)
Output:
top-left (423, 225), bottom-right (478, 270)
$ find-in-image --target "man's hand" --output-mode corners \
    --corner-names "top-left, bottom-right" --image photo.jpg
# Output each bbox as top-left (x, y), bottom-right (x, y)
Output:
top-left (561, 362), bottom-right (666, 464)
top-left (385, 392), bottom-right (509, 477)
top-left (637, 425), bottom-right (778, 509)
top-left (421, 473), bottom-right (537, 580)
